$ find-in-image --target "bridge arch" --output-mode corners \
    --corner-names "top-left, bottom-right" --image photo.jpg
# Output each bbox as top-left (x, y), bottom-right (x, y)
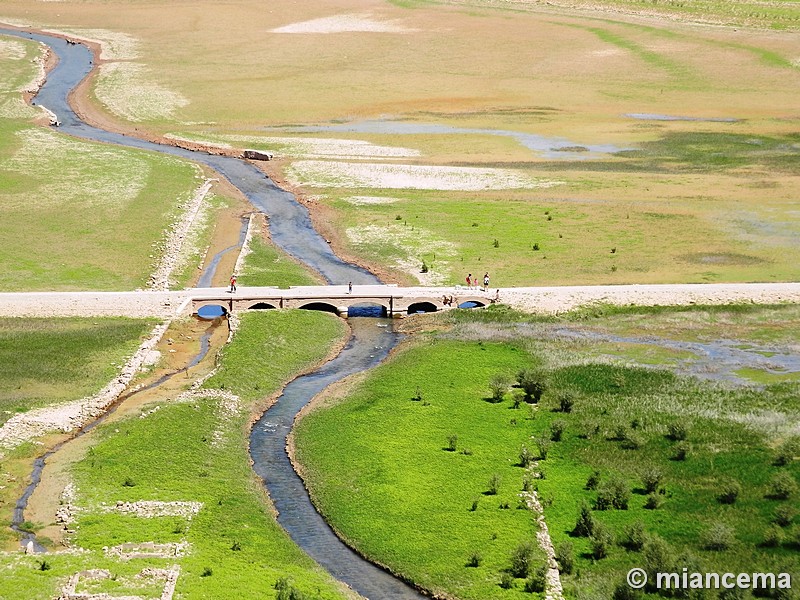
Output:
top-left (458, 298), bottom-right (487, 309)
top-left (406, 301), bottom-right (439, 315)
top-left (196, 304), bottom-right (228, 319)
top-left (298, 301), bottom-right (341, 315)
top-left (244, 301), bottom-right (278, 310)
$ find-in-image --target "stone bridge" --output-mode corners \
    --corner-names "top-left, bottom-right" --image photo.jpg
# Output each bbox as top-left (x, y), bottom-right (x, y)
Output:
top-left (187, 284), bottom-right (494, 318)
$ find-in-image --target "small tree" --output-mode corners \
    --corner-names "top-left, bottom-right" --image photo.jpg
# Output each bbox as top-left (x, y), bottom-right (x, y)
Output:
top-left (590, 521), bottom-right (613, 559)
top-left (667, 422), bottom-right (689, 441)
top-left (489, 374), bottom-right (511, 403)
top-left (537, 436), bottom-right (551, 460)
top-left (555, 541), bottom-right (574, 574)
top-left (519, 444), bottom-right (534, 468)
top-left (701, 522), bottom-right (735, 551)
top-left (510, 540), bottom-right (535, 578)
top-left (762, 525), bottom-right (784, 548)
top-left (767, 471), bottom-right (798, 500)
top-left (773, 437), bottom-right (799, 466)
top-left (516, 368), bottom-right (548, 403)
top-left (643, 535), bottom-right (674, 588)
top-left (621, 520), bottom-right (647, 552)
top-left (446, 434), bottom-right (458, 452)
top-left (642, 468), bottom-right (664, 494)
top-left (550, 420), bottom-right (566, 442)
top-left (572, 500), bottom-right (595, 537)
top-left (673, 441), bottom-right (690, 461)
top-left (487, 473), bottom-right (501, 495)
top-left (596, 477), bottom-right (630, 510)
top-left (524, 567), bottom-right (547, 592)
top-left (717, 480), bottom-right (742, 505)
top-left (585, 470), bottom-right (601, 490)
top-left (466, 551), bottom-right (483, 567)
top-left (773, 504), bottom-right (796, 527)
top-left (558, 391), bottom-right (576, 413)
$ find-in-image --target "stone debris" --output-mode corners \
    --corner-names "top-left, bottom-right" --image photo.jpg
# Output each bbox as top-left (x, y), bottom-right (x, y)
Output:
top-left (104, 541), bottom-right (190, 560)
top-left (0, 321), bottom-right (170, 456)
top-left (149, 178), bottom-right (215, 291)
top-left (102, 500), bottom-right (203, 520)
top-left (56, 482), bottom-right (80, 527)
top-left (58, 565), bottom-right (180, 600)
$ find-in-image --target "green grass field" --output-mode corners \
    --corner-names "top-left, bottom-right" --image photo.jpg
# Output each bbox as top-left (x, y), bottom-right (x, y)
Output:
top-left (238, 234), bottom-right (323, 289)
top-left (0, 310), bottom-right (352, 599)
top-left (294, 305), bottom-right (800, 598)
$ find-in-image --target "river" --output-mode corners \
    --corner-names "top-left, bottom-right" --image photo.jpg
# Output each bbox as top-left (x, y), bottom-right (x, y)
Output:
top-left (1, 25), bottom-right (426, 600)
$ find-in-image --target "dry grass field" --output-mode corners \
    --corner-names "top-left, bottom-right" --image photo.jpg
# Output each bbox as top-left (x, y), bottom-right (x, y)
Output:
top-left (2, 0), bottom-right (799, 285)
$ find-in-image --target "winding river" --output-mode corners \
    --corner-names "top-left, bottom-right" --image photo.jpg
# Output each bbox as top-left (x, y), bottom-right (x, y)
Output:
top-left (1, 26), bottom-right (426, 600)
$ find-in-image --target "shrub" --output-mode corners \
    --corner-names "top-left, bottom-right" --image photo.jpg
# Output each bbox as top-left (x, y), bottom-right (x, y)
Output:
top-left (643, 535), bottom-right (675, 584)
top-left (38, 560), bottom-right (51, 571)
top-left (762, 525), bottom-right (784, 548)
top-left (489, 374), bottom-right (511, 403)
top-left (411, 387), bottom-right (423, 402)
top-left (537, 437), bottom-right (551, 460)
top-left (718, 588), bottom-right (749, 600)
top-left (493, 238), bottom-right (500, 248)
top-left (201, 567), bottom-right (213, 577)
top-left (667, 422), bottom-right (689, 441)
top-left (231, 540), bottom-right (242, 551)
top-left (767, 471), bottom-right (798, 500)
top-left (122, 477), bottom-right (136, 487)
top-left (774, 437), bottom-right (799, 466)
top-left (470, 497), bottom-right (479, 512)
top-left (460, 447), bottom-right (473, 456)
top-left (466, 551), bottom-right (483, 567)
top-left (621, 520), bottom-right (647, 552)
top-left (555, 541), bottom-right (574, 574)
top-left (642, 468), bottom-right (664, 494)
top-left (487, 473), bottom-right (501, 495)
top-left (510, 540), bottom-right (536, 578)
top-left (532, 242), bottom-right (540, 251)
top-left (718, 480), bottom-right (742, 504)
top-left (516, 368), bottom-right (548, 403)
top-left (573, 501), bottom-right (596, 537)
top-left (590, 521), bottom-right (613, 559)
top-left (621, 431), bottom-right (644, 450)
top-left (519, 444), bottom-right (534, 468)
top-left (701, 522), bottom-right (735, 551)
top-left (499, 572), bottom-right (514, 589)
top-left (773, 504), bottom-right (796, 527)
top-left (612, 581), bottom-right (643, 600)
top-left (558, 391), bottom-right (576, 413)
top-left (446, 434), bottom-right (458, 452)
top-left (644, 493), bottom-right (664, 510)
top-left (550, 420), bottom-right (566, 442)
top-left (585, 470), bottom-right (601, 490)
top-left (673, 441), bottom-right (690, 461)
top-left (524, 567), bottom-right (547, 592)
top-left (596, 477), bottom-right (630, 510)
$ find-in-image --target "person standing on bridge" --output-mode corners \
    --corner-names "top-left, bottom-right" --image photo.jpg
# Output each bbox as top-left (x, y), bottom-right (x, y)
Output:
top-left (483, 272), bottom-right (490, 291)
top-left (466, 273), bottom-right (473, 289)
top-left (348, 282), bottom-right (353, 294)
top-left (230, 275), bottom-right (237, 293)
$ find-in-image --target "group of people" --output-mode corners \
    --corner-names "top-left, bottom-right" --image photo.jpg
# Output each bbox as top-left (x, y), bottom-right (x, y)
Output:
top-left (465, 272), bottom-right (491, 291)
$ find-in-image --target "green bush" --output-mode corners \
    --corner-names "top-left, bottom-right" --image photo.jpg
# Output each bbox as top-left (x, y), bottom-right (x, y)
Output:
top-left (524, 567), bottom-right (547, 592)
top-left (550, 419), bottom-right (566, 442)
top-left (489, 374), bottom-right (511, 403)
top-left (596, 476), bottom-right (630, 510)
top-left (718, 480), bottom-right (742, 504)
top-left (555, 541), bottom-right (574, 574)
top-left (519, 444), bottom-right (534, 468)
top-left (466, 551), bottom-right (483, 567)
top-left (487, 473), bottom-right (501, 495)
top-left (643, 535), bottom-right (675, 586)
top-left (446, 434), bottom-right (458, 452)
top-left (590, 521), bottom-right (613, 559)
top-left (762, 525), bottom-right (784, 548)
top-left (510, 540), bottom-right (536, 578)
top-left (673, 441), bottom-right (690, 461)
top-left (573, 500), bottom-right (596, 537)
top-left (701, 522), bottom-right (735, 551)
top-left (774, 437), bottom-right (799, 466)
top-left (585, 470), bottom-right (601, 490)
top-left (612, 580), bottom-right (643, 600)
top-left (773, 504), bottom-right (796, 527)
top-left (767, 471), bottom-right (798, 500)
top-left (499, 572), bottom-right (514, 589)
top-left (644, 493), bottom-right (663, 510)
top-left (667, 422), bottom-right (689, 441)
top-left (621, 520), bottom-right (647, 552)
top-left (537, 437), bottom-right (551, 460)
top-left (558, 391), bottom-right (576, 413)
top-left (642, 468), bottom-right (664, 494)
top-left (516, 368), bottom-right (548, 403)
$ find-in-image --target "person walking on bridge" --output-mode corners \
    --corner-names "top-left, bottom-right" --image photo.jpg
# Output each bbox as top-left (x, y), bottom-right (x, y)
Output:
top-left (229, 275), bottom-right (237, 293)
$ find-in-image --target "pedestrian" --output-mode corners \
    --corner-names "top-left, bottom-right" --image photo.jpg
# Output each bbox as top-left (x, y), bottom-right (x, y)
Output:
top-left (493, 289), bottom-right (501, 303)
top-left (229, 275), bottom-right (237, 293)
top-left (466, 273), bottom-right (472, 289)
top-left (483, 272), bottom-right (490, 291)
top-left (348, 281), bottom-right (353, 294)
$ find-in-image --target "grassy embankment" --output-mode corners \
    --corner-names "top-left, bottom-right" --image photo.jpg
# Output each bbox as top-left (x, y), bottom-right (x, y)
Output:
top-left (294, 304), bottom-right (800, 598)
top-left (0, 34), bottom-right (230, 292)
top-left (0, 317), bottom-right (157, 547)
top-left (0, 310), bottom-right (352, 599)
